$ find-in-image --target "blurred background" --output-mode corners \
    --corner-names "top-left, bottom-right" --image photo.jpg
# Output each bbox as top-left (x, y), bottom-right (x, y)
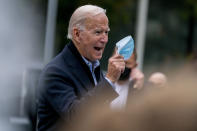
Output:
top-left (0, 0), bottom-right (196, 130)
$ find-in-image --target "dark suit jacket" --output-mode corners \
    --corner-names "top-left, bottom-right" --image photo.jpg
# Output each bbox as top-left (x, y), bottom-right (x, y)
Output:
top-left (37, 41), bottom-right (118, 131)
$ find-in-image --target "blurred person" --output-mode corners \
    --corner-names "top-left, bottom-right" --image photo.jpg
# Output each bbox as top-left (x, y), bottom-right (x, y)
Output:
top-left (59, 98), bottom-right (128, 131)
top-left (64, 87), bottom-right (197, 131)
top-left (111, 48), bottom-right (144, 110)
top-left (148, 72), bottom-right (167, 88)
top-left (37, 5), bottom-right (126, 131)
top-left (125, 86), bottom-right (197, 131)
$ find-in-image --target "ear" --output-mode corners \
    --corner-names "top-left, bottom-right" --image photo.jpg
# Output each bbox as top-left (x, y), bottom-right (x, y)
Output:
top-left (73, 27), bottom-right (81, 44)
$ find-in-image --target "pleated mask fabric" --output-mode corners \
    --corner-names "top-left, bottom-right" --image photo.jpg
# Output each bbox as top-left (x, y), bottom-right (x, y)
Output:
top-left (116, 35), bottom-right (134, 60)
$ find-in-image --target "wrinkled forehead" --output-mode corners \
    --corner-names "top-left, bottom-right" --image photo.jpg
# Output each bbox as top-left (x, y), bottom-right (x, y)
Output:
top-left (84, 13), bottom-right (109, 30)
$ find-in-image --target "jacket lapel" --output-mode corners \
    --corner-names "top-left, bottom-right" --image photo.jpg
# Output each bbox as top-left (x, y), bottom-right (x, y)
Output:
top-left (62, 42), bottom-right (95, 91)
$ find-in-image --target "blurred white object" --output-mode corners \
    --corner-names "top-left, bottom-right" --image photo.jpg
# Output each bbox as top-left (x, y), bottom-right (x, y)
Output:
top-left (148, 72), bottom-right (167, 88)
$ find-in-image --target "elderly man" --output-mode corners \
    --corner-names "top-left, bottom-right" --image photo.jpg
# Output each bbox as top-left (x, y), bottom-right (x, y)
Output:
top-left (37, 5), bottom-right (125, 131)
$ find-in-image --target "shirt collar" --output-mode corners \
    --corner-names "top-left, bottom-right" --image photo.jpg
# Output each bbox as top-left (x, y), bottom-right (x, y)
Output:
top-left (81, 56), bottom-right (100, 72)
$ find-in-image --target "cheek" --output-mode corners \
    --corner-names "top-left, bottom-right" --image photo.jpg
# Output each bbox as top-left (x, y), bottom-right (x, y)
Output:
top-left (106, 36), bottom-right (108, 42)
top-left (85, 45), bottom-right (94, 54)
top-left (83, 37), bottom-right (95, 47)
top-left (84, 36), bottom-right (91, 43)
top-left (80, 32), bottom-right (91, 42)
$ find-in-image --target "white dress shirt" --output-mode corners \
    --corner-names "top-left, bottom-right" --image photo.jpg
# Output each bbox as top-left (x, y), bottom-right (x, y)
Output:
top-left (110, 80), bottom-right (131, 110)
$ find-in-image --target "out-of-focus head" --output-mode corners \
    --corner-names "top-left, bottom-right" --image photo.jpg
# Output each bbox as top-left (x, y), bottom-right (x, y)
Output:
top-left (148, 72), bottom-right (167, 88)
top-left (62, 87), bottom-right (197, 131)
top-left (67, 5), bottom-right (110, 62)
top-left (126, 87), bottom-right (197, 131)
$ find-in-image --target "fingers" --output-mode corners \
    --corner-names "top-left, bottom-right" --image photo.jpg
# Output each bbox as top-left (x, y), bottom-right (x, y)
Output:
top-left (109, 54), bottom-right (125, 72)
top-left (131, 68), bottom-right (144, 89)
top-left (113, 52), bottom-right (124, 59)
top-left (106, 53), bottom-right (125, 83)
top-left (113, 48), bottom-right (125, 58)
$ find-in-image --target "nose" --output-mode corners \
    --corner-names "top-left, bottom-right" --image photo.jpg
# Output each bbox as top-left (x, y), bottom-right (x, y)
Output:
top-left (100, 33), bottom-right (108, 44)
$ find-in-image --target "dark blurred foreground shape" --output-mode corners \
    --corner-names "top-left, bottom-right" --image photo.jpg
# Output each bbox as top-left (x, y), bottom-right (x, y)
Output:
top-left (59, 79), bottom-right (197, 131)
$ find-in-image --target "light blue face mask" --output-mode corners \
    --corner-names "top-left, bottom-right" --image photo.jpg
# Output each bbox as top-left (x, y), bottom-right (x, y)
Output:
top-left (116, 35), bottom-right (134, 60)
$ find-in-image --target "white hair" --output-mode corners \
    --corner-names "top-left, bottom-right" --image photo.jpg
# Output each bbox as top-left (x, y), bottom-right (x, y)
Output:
top-left (67, 5), bottom-right (106, 40)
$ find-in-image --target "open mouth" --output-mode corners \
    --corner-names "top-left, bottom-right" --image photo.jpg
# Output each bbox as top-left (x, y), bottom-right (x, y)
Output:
top-left (94, 47), bottom-right (102, 51)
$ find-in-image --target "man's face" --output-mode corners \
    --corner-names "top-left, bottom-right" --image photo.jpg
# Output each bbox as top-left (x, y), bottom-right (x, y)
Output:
top-left (125, 53), bottom-right (137, 69)
top-left (74, 13), bottom-right (109, 62)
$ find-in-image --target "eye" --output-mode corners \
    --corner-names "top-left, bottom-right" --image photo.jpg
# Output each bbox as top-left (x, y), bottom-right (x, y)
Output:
top-left (105, 31), bottom-right (109, 35)
top-left (95, 30), bottom-right (101, 35)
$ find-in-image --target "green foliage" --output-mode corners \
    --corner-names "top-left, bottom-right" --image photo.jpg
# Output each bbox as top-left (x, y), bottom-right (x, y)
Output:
top-left (54, 0), bottom-right (78, 54)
